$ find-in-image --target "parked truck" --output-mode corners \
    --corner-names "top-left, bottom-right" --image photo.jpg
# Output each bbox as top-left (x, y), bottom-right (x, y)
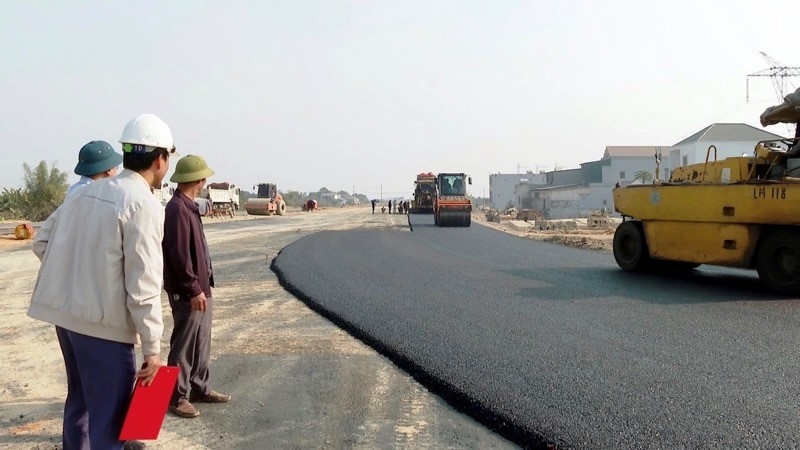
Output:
top-left (152, 183), bottom-right (174, 207)
top-left (244, 183), bottom-right (286, 216)
top-left (200, 182), bottom-right (240, 218)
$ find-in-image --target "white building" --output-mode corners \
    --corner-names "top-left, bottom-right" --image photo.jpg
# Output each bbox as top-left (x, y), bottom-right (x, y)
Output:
top-left (497, 123), bottom-right (786, 219)
top-left (152, 183), bottom-right (174, 207)
top-left (668, 123), bottom-right (785, 172)
top-left (526, 147), bottom-right (669, 218)
top-left (581, 146), bottom-right (670, 215)
top-left (489, 172), bottom-right (546, 209)
top-left (527, 168), bottom-right (585, 218)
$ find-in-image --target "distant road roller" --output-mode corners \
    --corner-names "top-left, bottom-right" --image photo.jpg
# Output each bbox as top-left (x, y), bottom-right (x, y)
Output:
top-left (244, 183), bottom-right (286, 216)
top-left (434, 173), bottom-right (472, 227)
top-left (612, 88), bottom-right (800, 294)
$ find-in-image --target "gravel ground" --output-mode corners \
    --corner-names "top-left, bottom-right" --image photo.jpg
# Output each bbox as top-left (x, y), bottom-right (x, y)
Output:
top-left (0, 207), bottom-right (517, 450)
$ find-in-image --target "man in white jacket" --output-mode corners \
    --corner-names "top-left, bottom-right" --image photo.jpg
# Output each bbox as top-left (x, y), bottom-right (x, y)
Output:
top-left (29, 114), bottom-right (175, 450)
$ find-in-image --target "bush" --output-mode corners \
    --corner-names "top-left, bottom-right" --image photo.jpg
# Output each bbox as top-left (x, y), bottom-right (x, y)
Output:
top-left (0, 187), bottom-right (25, 220)
top-left (0, 161), bottom-right (68, 222)
top-left (21, 161), bottom-right (68, 221)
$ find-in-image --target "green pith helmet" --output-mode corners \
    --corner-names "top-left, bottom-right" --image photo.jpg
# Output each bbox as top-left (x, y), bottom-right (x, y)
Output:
top-left (170, 154), bottom-right (215, 183)
top-left (75, 140), bottom-right (123, 176)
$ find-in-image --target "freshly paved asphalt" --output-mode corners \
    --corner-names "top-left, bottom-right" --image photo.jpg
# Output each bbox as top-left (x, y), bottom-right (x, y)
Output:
top-left (272, 214), bottom-right (800, 449)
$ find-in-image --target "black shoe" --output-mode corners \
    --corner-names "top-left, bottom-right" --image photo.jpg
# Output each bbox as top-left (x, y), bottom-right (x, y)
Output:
top-left (123, 441), bottom-right (146, 450)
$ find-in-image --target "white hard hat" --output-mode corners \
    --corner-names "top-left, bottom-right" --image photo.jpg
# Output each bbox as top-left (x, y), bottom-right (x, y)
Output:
top-left (119, 114), bottom-right (175, 151)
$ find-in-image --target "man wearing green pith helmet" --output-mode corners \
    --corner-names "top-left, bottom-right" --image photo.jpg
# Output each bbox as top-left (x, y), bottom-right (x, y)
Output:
top-left (67, 140), bottom-right (123, 196)
top-left (162, 155), bottom-right (231, 419)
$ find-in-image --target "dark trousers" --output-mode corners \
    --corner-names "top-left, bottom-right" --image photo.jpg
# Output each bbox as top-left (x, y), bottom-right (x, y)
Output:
top-left (167, 293), bottom-right (212, 404)
top-left (56, 326), bottom-right (135, 450)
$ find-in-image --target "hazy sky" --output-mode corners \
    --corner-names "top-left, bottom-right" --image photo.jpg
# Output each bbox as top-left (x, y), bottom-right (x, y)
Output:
top-left (1, 1), bottom-right (797, 199)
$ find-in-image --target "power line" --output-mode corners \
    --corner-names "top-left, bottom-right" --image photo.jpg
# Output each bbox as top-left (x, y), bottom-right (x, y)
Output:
top-left (747, 52), bottom-right (800, 135)
top-left (747, 52), bottom-right (800, 103)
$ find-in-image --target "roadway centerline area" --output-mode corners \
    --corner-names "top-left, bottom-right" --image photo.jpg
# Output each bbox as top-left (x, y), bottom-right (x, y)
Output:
top-left (272, 214), bottom-right (800, 448)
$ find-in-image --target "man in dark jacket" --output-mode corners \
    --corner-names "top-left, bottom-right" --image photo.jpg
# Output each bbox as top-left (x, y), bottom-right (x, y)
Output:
top-left (163, 155), bottom-right (231, 419)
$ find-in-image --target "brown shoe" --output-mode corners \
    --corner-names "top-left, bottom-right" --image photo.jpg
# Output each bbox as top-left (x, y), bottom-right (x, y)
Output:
top-left (169, 399), bottom-right (200, 418)
top-left (190, 389), bottom-right (231, 403)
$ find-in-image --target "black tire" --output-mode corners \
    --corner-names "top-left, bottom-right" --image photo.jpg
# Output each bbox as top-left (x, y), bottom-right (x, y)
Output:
top-left (756, 230), bottom-right (800, 295)
top-left (465, 214), bottom-right (471, 227)
top-left (276, 201), bottom-right (286, 216)
top-left (613, 221), bottom-right (650, 271)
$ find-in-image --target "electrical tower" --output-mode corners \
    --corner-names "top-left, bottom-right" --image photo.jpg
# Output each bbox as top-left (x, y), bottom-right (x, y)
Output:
top-left (746, 52), bottom-right (800, 103)
top-left (747, 52), bottom-right (800, 135)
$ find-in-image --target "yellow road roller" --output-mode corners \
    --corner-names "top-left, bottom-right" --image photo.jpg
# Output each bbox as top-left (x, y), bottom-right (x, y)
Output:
top-left (612, 88), bottom-right (800, 294)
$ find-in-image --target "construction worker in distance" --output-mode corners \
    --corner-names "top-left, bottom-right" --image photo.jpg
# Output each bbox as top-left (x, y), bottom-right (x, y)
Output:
top-left (67, 140), bottom-right (124, 196)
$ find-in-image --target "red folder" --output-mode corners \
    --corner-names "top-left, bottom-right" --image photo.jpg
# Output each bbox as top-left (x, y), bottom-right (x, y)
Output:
top-left (119, 365), bottom-right (180, 441)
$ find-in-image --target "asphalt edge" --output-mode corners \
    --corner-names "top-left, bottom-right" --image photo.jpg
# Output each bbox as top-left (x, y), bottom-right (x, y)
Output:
top-left (270, 251), bottom-right (561, 450)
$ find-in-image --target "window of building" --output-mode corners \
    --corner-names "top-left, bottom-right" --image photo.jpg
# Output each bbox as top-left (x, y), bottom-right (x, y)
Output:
top-left (619, 171), bottom-right (625, 179)
top-left (602, 199), bottom-right (607, 205)
top-left (682, 155), bottom-right (688, 166)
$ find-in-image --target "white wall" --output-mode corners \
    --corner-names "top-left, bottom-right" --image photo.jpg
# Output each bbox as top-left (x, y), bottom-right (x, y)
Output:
top-left (540, 186), bottom-right (591, 219)
top-left (489, 172), bottom-right (545, 209)
top-left (603, 156), bottom-right (668, 186)
top-left (596, 156), bottom-right (668, 216)
top-left (690, 141), bottom-right (755, 165)
top-left (670, 141), bottom-right (757, 172)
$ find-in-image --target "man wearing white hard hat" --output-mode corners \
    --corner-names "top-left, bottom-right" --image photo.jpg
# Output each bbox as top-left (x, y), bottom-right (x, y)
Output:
top-left (30, 114), bottom-right (175, 449)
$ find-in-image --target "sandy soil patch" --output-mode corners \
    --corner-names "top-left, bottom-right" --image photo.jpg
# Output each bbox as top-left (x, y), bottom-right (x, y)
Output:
top-left (473, 213), bottom-right (616, 251)
top-left (0, 206), bottom-right (515, 449)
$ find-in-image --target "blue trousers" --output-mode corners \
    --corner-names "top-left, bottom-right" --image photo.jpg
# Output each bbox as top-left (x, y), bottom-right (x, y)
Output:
top-left (55, 326), bottom-right (136, 450)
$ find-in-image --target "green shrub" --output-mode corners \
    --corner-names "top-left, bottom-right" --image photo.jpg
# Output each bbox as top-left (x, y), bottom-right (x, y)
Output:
top-left (0, 187), bottom-right (25, 220)
top-left (21, 161), bottom-right (68, 221)
top-left (0, 161), bottom-right (68, 222)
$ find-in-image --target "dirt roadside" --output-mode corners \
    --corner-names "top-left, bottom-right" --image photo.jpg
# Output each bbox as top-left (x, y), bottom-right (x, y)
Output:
top-left (472, 214), bottom-right (615, 252)
top-left (0, 207), bottom-right (611, 449)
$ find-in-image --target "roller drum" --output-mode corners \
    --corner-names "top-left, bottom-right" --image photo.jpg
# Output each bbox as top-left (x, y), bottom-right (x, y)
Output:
top-left (437, 210), bottom-right (471, 227)
top-left (244, 198), bottom-right (275, 216)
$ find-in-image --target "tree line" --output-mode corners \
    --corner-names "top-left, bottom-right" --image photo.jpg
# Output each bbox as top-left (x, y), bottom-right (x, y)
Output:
top-left (1, 161), bottom-right (67, 222)
top-left (2, 161), bottom-right (378, 222)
